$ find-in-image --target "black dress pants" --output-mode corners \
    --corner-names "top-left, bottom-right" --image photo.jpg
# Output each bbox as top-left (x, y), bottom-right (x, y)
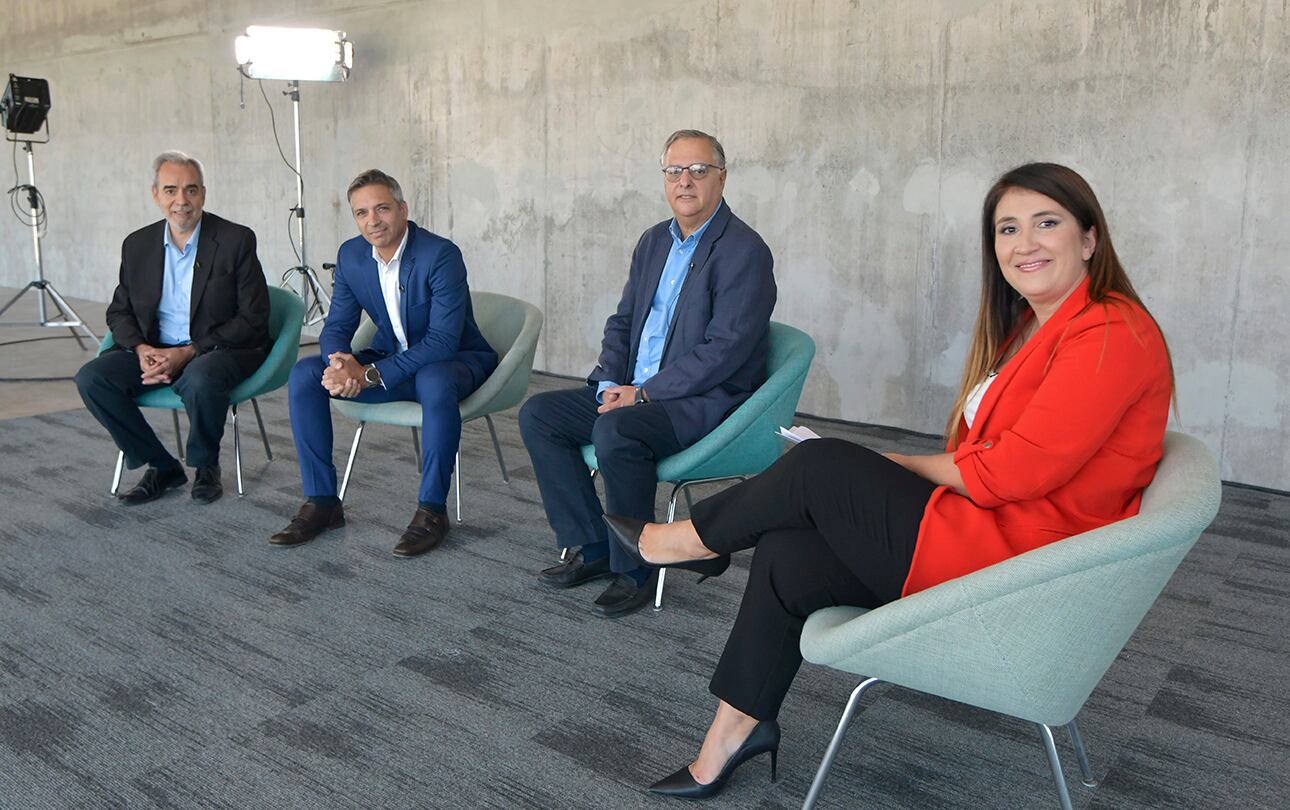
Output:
top-left (519, 386), bottom-right (685, 574)
top-left (75, 346), bottom-right (263, 470)
top-left (690, 438), bottom-right (937, 720)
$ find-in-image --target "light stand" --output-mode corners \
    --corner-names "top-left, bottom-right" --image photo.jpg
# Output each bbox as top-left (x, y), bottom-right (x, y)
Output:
top-left (236, 26), bottom-right (353, 328)
top-left (279, 80), bottom-right (331, 326)
top-left (0, 137), bottom-right (99, 348)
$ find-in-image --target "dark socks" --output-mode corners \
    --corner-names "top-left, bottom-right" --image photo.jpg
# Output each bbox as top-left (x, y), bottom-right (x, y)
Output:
top-left (419, 501), bottom-right (446, 514)
top-left (308, 495), bottom-right (341, 507)
top-left (579, 541), bottom-right (609, 563)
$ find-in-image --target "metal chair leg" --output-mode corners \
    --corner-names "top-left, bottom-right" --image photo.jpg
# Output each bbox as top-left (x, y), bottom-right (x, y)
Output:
top-left (338, 422), bottom-right (365, 502)
top-left (411, 427), bottom-right (422, 466)
top-left (231, 404), bottom-right (244, 497)
top-left (1038, 723), bottom-right (1075, 810)
top-left (485, 414), bottom-right (509, 482)
top-left (454, 451), bottom-right (462, 524)
top-left (802, 677), bottom-right (882, 810)
top-left (653, 489), bottom-right (682, 611)
top-left (111, 451), bottom-right (124, 495)
top-left (250, 398), bottom-right (272, 460)
top-left (1066, 719), bottom-right (1098, 787)
top-left (171, 410), bottom-right (184, 462)
top-left (559, 547), bottom-right (570, 562)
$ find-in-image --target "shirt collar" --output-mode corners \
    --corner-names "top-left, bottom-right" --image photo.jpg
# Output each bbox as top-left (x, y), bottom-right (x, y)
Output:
top-left (163, 215), bottom-right (203, 254)
top-left (371, 226), bottom-right (411, 269)
top-left (669, 198), bottom-right (723, 246)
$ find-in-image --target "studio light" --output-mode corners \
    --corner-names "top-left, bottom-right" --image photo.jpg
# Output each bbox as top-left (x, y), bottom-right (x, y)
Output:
top-left (0, 73), bottom-right (98, 345)
top-left (235, 26), bottom-right (353, 83)
top-left (2, 74), bottom-right (51, 135)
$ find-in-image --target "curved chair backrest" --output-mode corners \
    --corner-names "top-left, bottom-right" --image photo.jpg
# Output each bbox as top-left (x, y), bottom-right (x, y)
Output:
top-left (800, 431), bottom-right (1222, 727)
top-left (229, 286), bottom-right (305, 402)
top-left (458, 291), bottom-right (544, 420)
top-left (654, 321), bottom-right (816, 482)
top-left (346, 290), bottom-right (543, 420)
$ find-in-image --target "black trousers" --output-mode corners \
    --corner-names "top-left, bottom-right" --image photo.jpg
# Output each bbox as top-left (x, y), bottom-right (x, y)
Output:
top-left (519, 386), bottom-right (684, 574)
top-left (75, 347), bottom-right (263, 470)
top-left (691, 438), bottom-right (936, 720)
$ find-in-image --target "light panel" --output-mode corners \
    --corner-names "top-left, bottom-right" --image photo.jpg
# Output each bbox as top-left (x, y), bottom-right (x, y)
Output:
top-left (235, 26), bottom-right (353, 82)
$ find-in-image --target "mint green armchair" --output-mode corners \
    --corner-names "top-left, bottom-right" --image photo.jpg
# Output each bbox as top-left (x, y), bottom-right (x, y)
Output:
top-left (798, 431), bottom-right (1222, 810)
top-left (581, 321), bottom-right (816, 609)
top-left (330, 291), bottom-right (543, 522)
top-left (99, 286), bottom-right (305, 497)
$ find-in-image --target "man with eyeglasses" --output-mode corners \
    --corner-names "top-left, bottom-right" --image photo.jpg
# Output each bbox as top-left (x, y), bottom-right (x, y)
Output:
top-left (520, 129), bottom-right (777, 617)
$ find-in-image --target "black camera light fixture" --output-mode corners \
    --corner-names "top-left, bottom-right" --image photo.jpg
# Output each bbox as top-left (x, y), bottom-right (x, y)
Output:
top-left (2, 74), bottom-right (51, 138)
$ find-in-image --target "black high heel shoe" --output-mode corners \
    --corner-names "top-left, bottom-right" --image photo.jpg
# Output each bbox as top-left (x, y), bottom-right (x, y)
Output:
top-left (648, 719), bottom-right (781, 799)
top-left (602, 514), bottom-right (730, 580)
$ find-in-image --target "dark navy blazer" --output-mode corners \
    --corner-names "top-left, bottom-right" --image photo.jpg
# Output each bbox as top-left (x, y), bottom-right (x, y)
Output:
top-left (319, 222), bottom-right (497, 390)
top-left (588, 202), bottom-right (776, 447)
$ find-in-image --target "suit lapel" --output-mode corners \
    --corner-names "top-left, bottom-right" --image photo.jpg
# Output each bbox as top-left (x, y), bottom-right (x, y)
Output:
top-left (142, 222), bottom-right (167, 306)
top-left (661, 203), bottom-right (729, 352)
top-left (398, 225), bottom-right (418, 330)
top-left (965, 278), bottom-right (1094, 442)
top-left (189, 216), bottom-right (216, 322)
top-left (634, 230), bottom-right (671, 332)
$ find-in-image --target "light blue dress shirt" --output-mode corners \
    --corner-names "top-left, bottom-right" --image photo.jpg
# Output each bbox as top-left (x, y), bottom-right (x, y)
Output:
top-left (598, 201), bottom-right (722, 402)
top-left (157, 217), bottom-right (201, 346)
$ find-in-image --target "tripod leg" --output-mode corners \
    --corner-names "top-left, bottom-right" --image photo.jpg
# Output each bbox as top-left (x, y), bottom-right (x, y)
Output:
top-left (42, 288), bottom-right (88, 350)
top-left (41, 283), bottom-right (99, 346)
top-left (0, 282), bottom-right (38, 318)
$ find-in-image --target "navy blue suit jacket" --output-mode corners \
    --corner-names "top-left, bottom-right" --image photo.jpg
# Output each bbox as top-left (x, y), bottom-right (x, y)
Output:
top-left (319, 222), bottom-right (497, 390)
top-left (588, 203), bottom-right (776, 447)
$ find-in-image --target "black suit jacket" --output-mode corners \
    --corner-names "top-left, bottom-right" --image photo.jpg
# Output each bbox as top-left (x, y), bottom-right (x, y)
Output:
top-left (587, 202), bottom-right (777, 447)
top-left (105, 212), bottom-right (270, 355)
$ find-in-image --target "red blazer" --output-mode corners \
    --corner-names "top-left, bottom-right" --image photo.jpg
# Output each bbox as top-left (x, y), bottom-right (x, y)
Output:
top-left (902, 278), bottom-right (1172, 596)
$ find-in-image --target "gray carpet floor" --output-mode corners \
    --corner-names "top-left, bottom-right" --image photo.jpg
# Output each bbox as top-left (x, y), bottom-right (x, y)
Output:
top-left (0, 372), bottom-right (1286, 809)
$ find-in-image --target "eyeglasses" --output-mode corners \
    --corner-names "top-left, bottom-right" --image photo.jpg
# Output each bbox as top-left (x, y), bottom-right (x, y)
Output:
top-left (661, 163), bottom-right (725, 182)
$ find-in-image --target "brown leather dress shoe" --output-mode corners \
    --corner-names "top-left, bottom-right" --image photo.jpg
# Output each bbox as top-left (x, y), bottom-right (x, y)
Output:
top-left (393, 507), bottom-right (448, 557)
top-left (270, 502), bottom-right (345, 546)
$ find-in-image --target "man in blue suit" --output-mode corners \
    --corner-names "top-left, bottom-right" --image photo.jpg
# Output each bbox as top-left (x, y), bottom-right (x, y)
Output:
top-left (271, 169), bottom-right (497, 555)
top-left (520, 130), bottom-right (777, 616)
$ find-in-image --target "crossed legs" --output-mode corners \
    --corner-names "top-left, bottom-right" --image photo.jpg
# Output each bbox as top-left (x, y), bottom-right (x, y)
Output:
top-left (632, 438), bottom-right (936, 784)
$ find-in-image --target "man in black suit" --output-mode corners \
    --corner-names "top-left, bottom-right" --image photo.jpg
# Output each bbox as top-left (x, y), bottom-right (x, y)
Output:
top-left (75, 151), bottom-right (270, 505)
top-left (519, 130), bottom-right (776, 617)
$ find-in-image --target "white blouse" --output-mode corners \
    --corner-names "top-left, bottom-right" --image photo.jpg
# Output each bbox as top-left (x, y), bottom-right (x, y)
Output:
top-left (963, 372), bottom-right (997, 429)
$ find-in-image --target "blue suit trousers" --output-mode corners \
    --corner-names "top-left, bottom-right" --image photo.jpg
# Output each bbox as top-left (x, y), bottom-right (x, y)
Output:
top-left (288, 351), bottom-right (476, 506)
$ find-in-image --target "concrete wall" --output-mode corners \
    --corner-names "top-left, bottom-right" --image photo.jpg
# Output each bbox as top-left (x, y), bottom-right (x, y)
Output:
top-left (3, 0), bottom-right (1286, 489)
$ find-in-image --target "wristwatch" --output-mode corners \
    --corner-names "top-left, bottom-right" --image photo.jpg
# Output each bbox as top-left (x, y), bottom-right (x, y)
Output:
top-left (633, 386), bottom-right (646, 405)
top-left (363, 364), bottom-right (383, 388)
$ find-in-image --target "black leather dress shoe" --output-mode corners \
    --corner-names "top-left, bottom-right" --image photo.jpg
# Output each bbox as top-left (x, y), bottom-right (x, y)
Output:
top-left (393, 507), bottom-right (448, 557)
top-left (649, 720), bottom-right (780, 799)
top-left (270, 502), bottom-right (345, 546)
top-left (592, 571), bottom-right (658, 617)
top-left (602, 514), bottom-right (731, 580)
top-left (191, 466), bottom-right (223, 504)
top-left (538, 553), bottom-right (612, 589)
top-left (119, 466), bottom-right (187, 505)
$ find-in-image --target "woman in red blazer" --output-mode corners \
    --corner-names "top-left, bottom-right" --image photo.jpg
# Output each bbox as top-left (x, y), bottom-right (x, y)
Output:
top-left (603, 163), bottom-right (1174, 799)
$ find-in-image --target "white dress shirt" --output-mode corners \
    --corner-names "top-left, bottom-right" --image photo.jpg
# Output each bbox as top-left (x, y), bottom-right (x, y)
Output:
top-left (373, 228), bottom-right (411, 353)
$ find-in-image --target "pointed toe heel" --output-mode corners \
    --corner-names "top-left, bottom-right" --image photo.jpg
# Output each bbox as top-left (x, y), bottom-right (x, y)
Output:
top-left (602, 514), bottom-right (732, 580)
top-left (647, 720), bottom-right (781, 800)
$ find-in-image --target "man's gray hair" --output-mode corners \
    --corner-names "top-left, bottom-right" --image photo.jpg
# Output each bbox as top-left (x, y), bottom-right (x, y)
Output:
top-left (152, 150), bottom-right (205, 188)
top-left (347, 169), bottom-right (405, 203)
top-left (660, 129), bottom-right (726, 169)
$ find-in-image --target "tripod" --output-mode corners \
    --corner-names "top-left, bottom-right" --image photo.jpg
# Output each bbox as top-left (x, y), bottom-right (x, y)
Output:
top-left (0, 140), bottom-right (98, 348)
top-left (277, 80), bottom-right (331, 327)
